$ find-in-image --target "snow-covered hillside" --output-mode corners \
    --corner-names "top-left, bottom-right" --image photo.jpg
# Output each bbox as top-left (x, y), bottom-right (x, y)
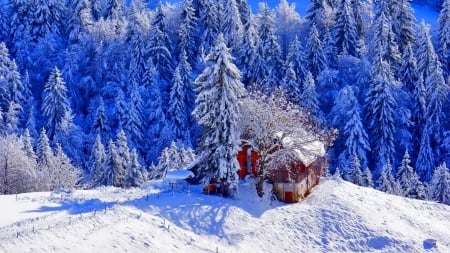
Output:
top-left (1, 178), bottom-right (449, 253)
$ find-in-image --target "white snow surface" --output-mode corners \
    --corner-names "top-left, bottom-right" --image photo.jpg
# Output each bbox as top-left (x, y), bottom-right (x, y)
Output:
top-left (0, 178), bottom-right (449, 253)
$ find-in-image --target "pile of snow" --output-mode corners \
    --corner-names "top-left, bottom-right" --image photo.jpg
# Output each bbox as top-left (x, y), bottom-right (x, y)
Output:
top-left (0, 178), bottom-right (449, 252)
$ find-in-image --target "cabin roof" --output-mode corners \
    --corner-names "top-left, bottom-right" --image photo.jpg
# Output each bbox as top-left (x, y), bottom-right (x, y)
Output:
top-left (165, 169), bottom-right (194, 180)
top-left (275, 130), bottom-right (325, 167)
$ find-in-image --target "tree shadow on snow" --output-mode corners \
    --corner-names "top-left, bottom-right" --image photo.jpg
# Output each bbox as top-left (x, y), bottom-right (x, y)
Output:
top-left (25, 198), bottom-right (116, 215)
top-left (126, 185), bottom-right (281, 244)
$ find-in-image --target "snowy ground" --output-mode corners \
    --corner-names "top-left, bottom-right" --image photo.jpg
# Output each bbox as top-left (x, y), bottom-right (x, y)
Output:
top-left (0, 178), bottom-right (449, 253)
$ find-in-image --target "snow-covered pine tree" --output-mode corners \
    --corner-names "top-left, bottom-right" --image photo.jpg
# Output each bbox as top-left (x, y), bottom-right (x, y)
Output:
top-left (416, 22), bottom-right (438, 82)
top-left (341, 86), bottom-right (371, 170)
top-left (365, 53), bottom-right (397, 175)
top-left (306, 24), bottom-right (326, 78)
top-left (199, 0), bottom-right (220, 53)
top-left (236, 16), bottom-right (259, 87)
top-left (373, 3), bottom-right (401, 70)
top-left (41, 67), bottom-right (72, 139)
top-left (301, 71), bottom-right (323, 123)
top-left (377, 160), bottom-right (399, 195)
top-left (423, 56), bottom-right (448, 165)
top-left (256, 3), bottom-right (283, 92)
top-left (222, 0), bottom-right (244, 50)
top-left (125, 148), bottom-right (145, 188)
top-left (143, 59), bottom-right (172, 163)
top-left (305, 0), bottom-right (332, 33)
top-left (148, 1), bottom-right (175, 87)
top-left (397, 150), bottom-right (426, 199)
top-left (333, 0), bottom-right (359, 57)
top-left (393, 0), bottom-right (416, 53)
top-left (285, 36), bottom-right (308, 88)
top-left (193, 34), bottom-right (246, 197)
top-left (282, 64), bottom-right (301, 104)
top-left (123, 84), bottom-right (144, 151)
top-left (153, 147), bottom-right (171, 179)
top-left (36, 128), bottom-right (53, 167)
top-left (349, 154), bottom-right (364, 186)
top-left (89, 134), bottom-right (106, 187)
top-left (114, 89), bottom-right (128, 130)
top-left (439, 0), bottom-right (450, 77)
top-left (22, 128), bottom-right (37, 161)
top-left (100, 139), bottom-right (124, 187)
top-left (92, 97), bottom-right (109, 141)
top-left (362, 167), bottom-right (374, 188)
top-left (428, 163), bottom-right (450, 205)
top-left (178, 0), bottom-right (199, 67)
top-left (169, 65), bottom-right (189, 145)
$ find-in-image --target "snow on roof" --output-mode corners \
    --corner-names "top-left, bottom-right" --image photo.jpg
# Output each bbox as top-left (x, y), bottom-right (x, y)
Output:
top-left (275, 130), bottom-right (325, 167)
top-left (165, 169), bottom-right (194, 181)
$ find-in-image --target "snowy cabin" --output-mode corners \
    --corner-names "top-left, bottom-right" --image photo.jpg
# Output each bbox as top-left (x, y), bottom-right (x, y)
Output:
top-left (237, 132), bottom-right (327, 203)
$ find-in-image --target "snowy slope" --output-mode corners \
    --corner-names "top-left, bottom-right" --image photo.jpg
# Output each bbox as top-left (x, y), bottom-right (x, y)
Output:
top-left (0, 178), bottom-right (449, 253)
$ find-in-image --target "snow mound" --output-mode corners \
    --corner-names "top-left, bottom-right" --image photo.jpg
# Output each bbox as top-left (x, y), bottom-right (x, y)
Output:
top-left (0, 178), bottom-right (449, 253)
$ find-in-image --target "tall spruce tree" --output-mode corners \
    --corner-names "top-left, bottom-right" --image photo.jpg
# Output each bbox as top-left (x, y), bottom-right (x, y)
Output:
top-left (333, 0), bottom-right (359, 57)
top-left (41, 67), bottom-right (72, 139)
top-left (306, 24), bottom-right (326, 78)
top-left (439, 0), bottom-right (450, 77)
top-left (192, 34), bottom-right (246, 197)
top-left (428, 163), bottom-right (450, 205)
top-left (397, 150), bottom-right (426, 199)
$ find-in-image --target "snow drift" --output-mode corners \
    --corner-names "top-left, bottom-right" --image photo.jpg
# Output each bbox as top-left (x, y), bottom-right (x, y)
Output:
top-left (0, 178), bottom-right (449, 253)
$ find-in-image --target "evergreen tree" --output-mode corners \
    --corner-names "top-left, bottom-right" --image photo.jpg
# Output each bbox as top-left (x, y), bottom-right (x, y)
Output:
top-left (90, 134), bottom-right (106, 186)
top-left (222, 0), bottom-right (244, 49)
top-left (342, 86), bottom-right (371, 169)
top-left (148, 2), bottom-right (175, 106)
top-left (394, 0), bottom-right (416, 53)
top-left (301, 71), bottom-right (322, 123)
top-left (114, 89), bottom-right (128, 130)
top-left (125, 148), bottom-right (145, 187)
top-left (41, 67), bottom-right (72, 139)
top-left (282, 64), bottom-right (301, 104)
top-left (22, 128), bottom-right (37, 161)
top-left (192, 34), bottom-right (246, 197)
top-left (333, 0), bottom-right (359, 57)
top-left (285, 36), bottom-right (308, 86)
top-left (36, 128), bottom-right (53, 167)
top-left (365, 53), bottom-right (397, 175)
top-left (397, 150), bottom-right (426, 199)
top-left (416, 22), bottom-right (437, 82)
top-left (439, 0), bottom-right (450, 76)
top-left (123, 84), bottom-right (144, 150)
top-left (143, 59), bottom-right (172, 163)
top-left (100, 139), bottom-right (123, 187)
top-left (428, 163), bottom-right (450, 205)
top-left (178, 0), bottom-right (199, 67)
top-left (306, 24), bottom-right (326, 78)
top-left (377, 160), bottom-right (399, 195)
top-left (256, 3), bottom-right (283, 92)
top-left (373, 4), bottom-right (401, 69)
top-left (168, 57), bottom-right (192, 146)
top-left (199, 0), bottom-right (220, 52)
top-left (306, 0), bottom-right (332, 33)
top-left (92, 97), bottom-right (109, 142)
top-left (349, 154), bottom-right (364, 186)
top-left (416, 126), bottom-right (435, 182)
top-left (362, 167), bottom-right (374, 188)
top-left (236, 16), bottom-right (259, 87)
top-left (116, 129), bottom-right (131, 175)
